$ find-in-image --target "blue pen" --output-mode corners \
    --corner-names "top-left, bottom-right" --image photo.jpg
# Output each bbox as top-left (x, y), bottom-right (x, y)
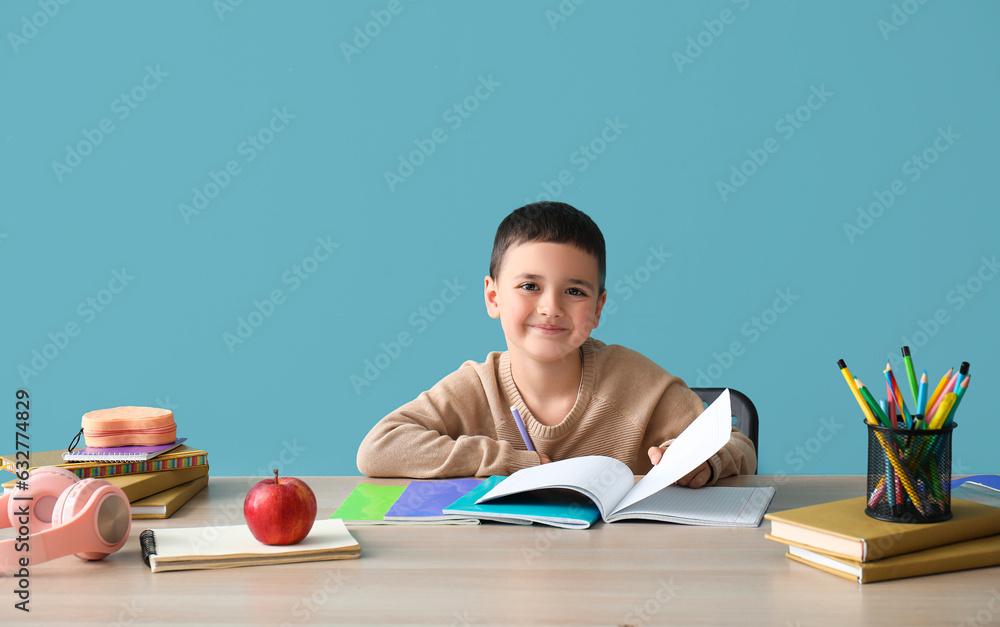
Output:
top-left (510, 406), bottom-right (535, 452)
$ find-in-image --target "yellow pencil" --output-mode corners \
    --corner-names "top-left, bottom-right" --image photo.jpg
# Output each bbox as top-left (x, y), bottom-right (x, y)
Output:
top-left (838, 360), bottom-right (876, 425)
top-left (924, 367), bottom-right (953, 416)
top-left (928, 393), bottom-right (957, 430)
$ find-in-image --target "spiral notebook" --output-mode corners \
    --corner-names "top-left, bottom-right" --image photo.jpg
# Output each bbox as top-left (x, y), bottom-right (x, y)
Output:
top-left (63, 438), bottom-right (187, 462)
top-left (139, 518), bottom-right (361, 572)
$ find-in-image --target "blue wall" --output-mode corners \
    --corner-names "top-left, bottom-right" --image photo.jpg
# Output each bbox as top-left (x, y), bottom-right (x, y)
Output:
top-left (3, 1), bottom-right (997, 478)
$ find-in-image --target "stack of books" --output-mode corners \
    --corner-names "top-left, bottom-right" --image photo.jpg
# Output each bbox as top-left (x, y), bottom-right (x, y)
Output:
top-left (1, 440), bottom-right (209, 519)
top-left (765, 479), bottom-right (1000, 583)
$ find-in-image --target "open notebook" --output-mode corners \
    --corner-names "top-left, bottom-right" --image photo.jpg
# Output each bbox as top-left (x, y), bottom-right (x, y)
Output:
top-left (446, 389), bottom-right (775, 529)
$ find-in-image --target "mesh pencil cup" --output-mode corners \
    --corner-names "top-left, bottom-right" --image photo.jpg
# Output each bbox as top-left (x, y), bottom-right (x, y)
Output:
top-left (865, 421), bottom-right (955, 523)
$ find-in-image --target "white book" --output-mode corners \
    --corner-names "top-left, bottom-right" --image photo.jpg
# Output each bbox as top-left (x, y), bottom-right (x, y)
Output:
top-left (140, 519), bottom-right (361, 572)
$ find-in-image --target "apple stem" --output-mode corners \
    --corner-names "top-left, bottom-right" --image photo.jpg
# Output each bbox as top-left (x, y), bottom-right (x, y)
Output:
top-left (273, 469), bottom-right (279, 484)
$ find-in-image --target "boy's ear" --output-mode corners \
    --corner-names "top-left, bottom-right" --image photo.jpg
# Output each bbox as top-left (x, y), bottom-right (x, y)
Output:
top-left (592, 289), bottom-right (607, 328)
top-left (484, 276), bottom-right (501, 319)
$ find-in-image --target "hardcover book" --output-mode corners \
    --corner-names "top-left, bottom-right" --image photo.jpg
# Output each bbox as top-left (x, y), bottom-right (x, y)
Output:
top-left (765, 496), bottom-right (1000, 562)
top-left (784, 534), bottom-right (1000, 583)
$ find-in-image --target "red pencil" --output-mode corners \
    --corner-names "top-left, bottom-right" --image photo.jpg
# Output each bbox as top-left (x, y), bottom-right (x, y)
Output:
top-left (886, 381), bottom-right (897, 428)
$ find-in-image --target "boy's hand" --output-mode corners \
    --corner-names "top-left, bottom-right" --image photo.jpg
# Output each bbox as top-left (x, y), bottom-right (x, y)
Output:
top-left (538, 453), bottom-right (551, 464)
top-left (675, 462), bottom-right (712, 489)
top-left (647, 446), bottom-right (712, 489)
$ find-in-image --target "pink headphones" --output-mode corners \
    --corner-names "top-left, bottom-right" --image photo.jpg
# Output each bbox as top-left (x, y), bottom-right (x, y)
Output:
top-left (0, 466), bottom-right (131, 571)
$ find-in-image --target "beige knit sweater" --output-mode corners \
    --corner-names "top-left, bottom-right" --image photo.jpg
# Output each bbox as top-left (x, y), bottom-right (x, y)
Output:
top-left (357, 338), bottom-right (757, 481)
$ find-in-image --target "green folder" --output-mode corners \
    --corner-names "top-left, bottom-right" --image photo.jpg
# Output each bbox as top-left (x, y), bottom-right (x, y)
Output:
top-left (330, 483), bottom-right (406, 523)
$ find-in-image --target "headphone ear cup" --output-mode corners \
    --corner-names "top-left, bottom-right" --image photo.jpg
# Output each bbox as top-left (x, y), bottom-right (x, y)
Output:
top-left (51, 479), bottom-right (131, 561)
top-left (3, 466), bottom-right (79, 529)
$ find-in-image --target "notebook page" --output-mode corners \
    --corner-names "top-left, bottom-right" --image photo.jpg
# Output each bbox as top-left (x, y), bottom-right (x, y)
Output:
top-left (151, 519), bottom-right (357, 558)
top-left (477, 455), bottom-right (634, 519)
top-left (609, 485), bottom-right (774, 526)
top-left (613, 389), bottom-right (732, 513)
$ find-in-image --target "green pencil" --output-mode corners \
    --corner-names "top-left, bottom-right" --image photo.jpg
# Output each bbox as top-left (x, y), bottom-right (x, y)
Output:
top-left (856, 379), bottom-right (890, 427)
top-left (902, 346), bottom-right (919, 408)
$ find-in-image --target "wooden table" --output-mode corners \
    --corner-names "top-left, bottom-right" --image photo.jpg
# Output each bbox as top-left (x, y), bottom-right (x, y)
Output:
top-left (3, 475), bottom-right (998, 625)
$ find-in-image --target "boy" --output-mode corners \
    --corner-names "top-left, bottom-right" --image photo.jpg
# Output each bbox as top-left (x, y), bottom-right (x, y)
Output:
top-left (357, 202), bottom-right (756, 486)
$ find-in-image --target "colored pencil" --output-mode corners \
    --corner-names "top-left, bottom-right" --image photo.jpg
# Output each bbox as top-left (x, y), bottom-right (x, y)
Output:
top-left (955, 361), bottom-right (970, 393)
top-left (838, 360), bottom-right (876, 425)
top-left (915, 370), bottom-right (928, 424)
top-left (857, 380), bottom-right (890, 427)
top-left (886, 382), bottom-right (898, 428)
top-left (925, 367), bottom-right (954, 416)
top-left (884, 363), bottom-right (912, 428)
top-left (902, 346), bottom-right (919, 408)
top-left (928, 393), bottom-right (957, 430)
top-left (944, 375), bottom-right (969, 427)
top-left (925, 374), bottom-right (958, 423)
top-left (509, 406), bottom-right (535, 452)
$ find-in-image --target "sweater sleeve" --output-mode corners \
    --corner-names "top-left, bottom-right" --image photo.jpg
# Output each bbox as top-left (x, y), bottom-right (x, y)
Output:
top-left (356, 362), bottom-right (540, 478)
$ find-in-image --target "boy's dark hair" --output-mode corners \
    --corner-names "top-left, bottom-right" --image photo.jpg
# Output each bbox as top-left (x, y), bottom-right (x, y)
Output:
top-left (490, 201), bottom-right (606, 293)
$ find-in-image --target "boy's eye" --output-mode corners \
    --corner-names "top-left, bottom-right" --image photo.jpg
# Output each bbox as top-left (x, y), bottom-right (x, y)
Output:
top-left (566, 287), bottom-right (587, 296)
top-left (518, 282), bottom-right (539, 291)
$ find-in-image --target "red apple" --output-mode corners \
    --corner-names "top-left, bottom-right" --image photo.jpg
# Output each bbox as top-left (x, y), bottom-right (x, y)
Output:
top-left (243, 469), bottom-right (317, 545)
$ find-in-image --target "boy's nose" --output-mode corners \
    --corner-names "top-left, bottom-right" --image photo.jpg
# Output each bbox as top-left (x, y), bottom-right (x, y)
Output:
top-left (537, 294), bottom-right (563, 317)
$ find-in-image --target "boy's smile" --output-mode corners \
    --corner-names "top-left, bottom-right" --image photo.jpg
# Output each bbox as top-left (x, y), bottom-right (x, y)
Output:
top-left (485, 241), bottom-right (606, 368)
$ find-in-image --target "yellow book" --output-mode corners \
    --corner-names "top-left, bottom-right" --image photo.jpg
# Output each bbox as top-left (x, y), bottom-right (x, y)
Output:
top-left (785, 534), bottom-right (1000, 583)
top-left (76, 465), bottom-right (208, 502)
top-left (765, 496), bottom-right (1000, 562)
top-left (131, 474), bottom-right (210, 519)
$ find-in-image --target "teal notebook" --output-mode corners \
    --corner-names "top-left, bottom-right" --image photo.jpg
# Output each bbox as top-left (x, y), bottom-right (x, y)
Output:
top-left (442, 475), bottom-right (601, 529)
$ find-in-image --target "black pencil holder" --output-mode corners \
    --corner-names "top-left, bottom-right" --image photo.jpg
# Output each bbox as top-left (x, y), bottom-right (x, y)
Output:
top-left (865, 421), bottom-right (955, 523)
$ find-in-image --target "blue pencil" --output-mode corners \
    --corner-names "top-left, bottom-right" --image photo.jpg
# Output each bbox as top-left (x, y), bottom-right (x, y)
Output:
top-left (915, 370), bottom-right (928, 420)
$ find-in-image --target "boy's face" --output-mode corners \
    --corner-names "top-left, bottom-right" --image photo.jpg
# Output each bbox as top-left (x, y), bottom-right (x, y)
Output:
top-left (484, 241), bottom-right (606, 366)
